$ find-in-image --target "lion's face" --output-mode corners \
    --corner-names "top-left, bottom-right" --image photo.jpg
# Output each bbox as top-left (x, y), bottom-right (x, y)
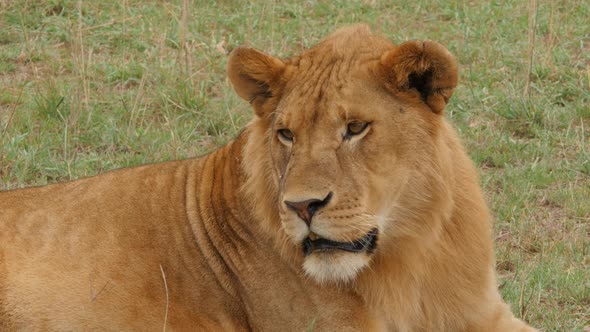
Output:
top-left (229, 25), bottom-right (458, 283)
top-left (271, 76), bottom-right (419, 283)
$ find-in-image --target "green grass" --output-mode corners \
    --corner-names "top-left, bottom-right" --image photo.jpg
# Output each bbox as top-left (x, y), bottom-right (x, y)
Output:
top-left (1, 0), bottom-right (589, 330)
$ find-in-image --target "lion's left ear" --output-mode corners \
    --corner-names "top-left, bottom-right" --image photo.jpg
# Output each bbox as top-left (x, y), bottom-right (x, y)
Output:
top-left (379, 40), bottom-right (458, 114)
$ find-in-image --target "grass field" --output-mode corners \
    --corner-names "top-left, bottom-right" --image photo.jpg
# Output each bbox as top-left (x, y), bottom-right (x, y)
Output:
top-left (1, 0), bottom-right (589, 330)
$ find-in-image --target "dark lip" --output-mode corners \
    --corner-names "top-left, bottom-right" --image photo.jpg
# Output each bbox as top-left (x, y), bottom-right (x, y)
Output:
top-left (302, 228), bottom-right (378, 256)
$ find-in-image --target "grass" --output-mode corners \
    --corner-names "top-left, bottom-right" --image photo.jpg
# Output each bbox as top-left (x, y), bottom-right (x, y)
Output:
top-left (1, 0), bottom-right (589, 330)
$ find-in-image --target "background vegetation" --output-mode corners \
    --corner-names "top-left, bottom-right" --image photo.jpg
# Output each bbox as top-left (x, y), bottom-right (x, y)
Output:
top-left (1, 0), bottom-right (588, 330)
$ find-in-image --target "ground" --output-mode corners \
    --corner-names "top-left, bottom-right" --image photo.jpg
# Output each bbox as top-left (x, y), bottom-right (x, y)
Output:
top-left (0, 1), bottom-right (588, 330)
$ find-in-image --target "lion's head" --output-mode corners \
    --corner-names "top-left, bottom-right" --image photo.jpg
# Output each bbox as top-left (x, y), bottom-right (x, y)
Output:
top-left (229, 25), bottom-right (458, 284)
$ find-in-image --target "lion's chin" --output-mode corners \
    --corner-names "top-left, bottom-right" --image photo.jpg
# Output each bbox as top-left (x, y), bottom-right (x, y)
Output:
top-left (303, 251), bottom-right (371, 284)
top-left (299, 228), bottom-right (378, 284)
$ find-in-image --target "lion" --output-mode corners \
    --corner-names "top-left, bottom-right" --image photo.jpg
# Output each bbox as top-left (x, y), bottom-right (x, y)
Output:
top-left (0, 25), bottom-right (536, 331)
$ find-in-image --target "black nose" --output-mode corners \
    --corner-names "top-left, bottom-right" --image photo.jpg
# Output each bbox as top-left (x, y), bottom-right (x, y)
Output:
top-left (284, 192), bottom-right (333, 226)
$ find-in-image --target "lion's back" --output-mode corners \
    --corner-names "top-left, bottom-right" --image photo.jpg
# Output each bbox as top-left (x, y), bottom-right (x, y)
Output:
top-left (0, 159), bottom-right (193, 243)
top-left (0, 159), bottom-right (202, 330)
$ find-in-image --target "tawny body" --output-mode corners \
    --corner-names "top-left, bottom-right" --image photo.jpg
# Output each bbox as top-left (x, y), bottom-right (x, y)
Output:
top-left (0, 138), bottom-right (374, 331)
top-left (1, 25), bottom-right (536, 331)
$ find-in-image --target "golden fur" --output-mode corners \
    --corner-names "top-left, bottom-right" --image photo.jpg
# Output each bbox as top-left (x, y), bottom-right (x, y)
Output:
top-left (0, 25), bottom-right (536, 331)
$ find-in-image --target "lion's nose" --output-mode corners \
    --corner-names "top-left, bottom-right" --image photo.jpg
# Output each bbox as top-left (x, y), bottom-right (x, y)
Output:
top-left (284, 192), bottom-right (333, 226)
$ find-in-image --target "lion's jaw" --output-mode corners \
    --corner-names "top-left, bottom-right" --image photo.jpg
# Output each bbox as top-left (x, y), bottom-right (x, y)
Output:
top-left (302, 248), bottom-right (373, 284)
top-left (285, 219), bottom-right (382, 284)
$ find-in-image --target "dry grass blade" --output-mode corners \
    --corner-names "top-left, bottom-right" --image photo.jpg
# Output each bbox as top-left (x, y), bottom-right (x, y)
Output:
top-left (160, 264), bottom-right (169, 332)
top-left (523, 0), bottom-right (537, 98)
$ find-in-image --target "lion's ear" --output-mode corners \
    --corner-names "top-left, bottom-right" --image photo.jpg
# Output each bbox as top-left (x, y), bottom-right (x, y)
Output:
top-left (227, 47), bottom-right (286, 117)
top-left (379, 40), bottom-right (458, 114)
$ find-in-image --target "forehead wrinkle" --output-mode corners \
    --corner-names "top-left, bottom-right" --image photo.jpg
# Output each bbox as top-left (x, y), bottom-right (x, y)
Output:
top-left (283, 59), bottom-right (345, 130)
top-left (311, 57), bottom-right (340, 100)
top-left (337, 104), bottom-right (351, 122)
top-left (273, 109), bottom-right (289, 127)
top-left (293, 46), bottom-right (348, 97)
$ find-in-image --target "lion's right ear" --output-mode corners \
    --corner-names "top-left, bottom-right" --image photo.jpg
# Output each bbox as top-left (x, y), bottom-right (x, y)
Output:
top-left (227, 47), bottom-right (286, 118)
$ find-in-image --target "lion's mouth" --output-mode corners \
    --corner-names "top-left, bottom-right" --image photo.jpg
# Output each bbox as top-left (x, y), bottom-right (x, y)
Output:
top-left (302, 228), bottom-right (378, 256)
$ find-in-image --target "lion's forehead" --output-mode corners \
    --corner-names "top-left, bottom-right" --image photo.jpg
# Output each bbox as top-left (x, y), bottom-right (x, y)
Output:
top-left (278, 58), bottom-right (376, 129)
top-left (286, 41), bottom-right (385, 97)
top-left (275, 29), bottom-right (392, 131)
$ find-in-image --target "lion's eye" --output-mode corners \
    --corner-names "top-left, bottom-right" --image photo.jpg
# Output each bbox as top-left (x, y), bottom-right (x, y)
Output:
top-left (277, 129), bottom-right (294, 143)
top-left (345, 122), bottom-right (369, 139)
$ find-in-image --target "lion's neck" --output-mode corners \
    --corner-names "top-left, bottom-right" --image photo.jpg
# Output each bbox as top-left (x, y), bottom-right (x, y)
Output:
top-left (189, 132), bottom-right (257, 237)
top-left (186, 129), bottom-right (298, 264)
top-left (184, 130), bottom-right (324, 327)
